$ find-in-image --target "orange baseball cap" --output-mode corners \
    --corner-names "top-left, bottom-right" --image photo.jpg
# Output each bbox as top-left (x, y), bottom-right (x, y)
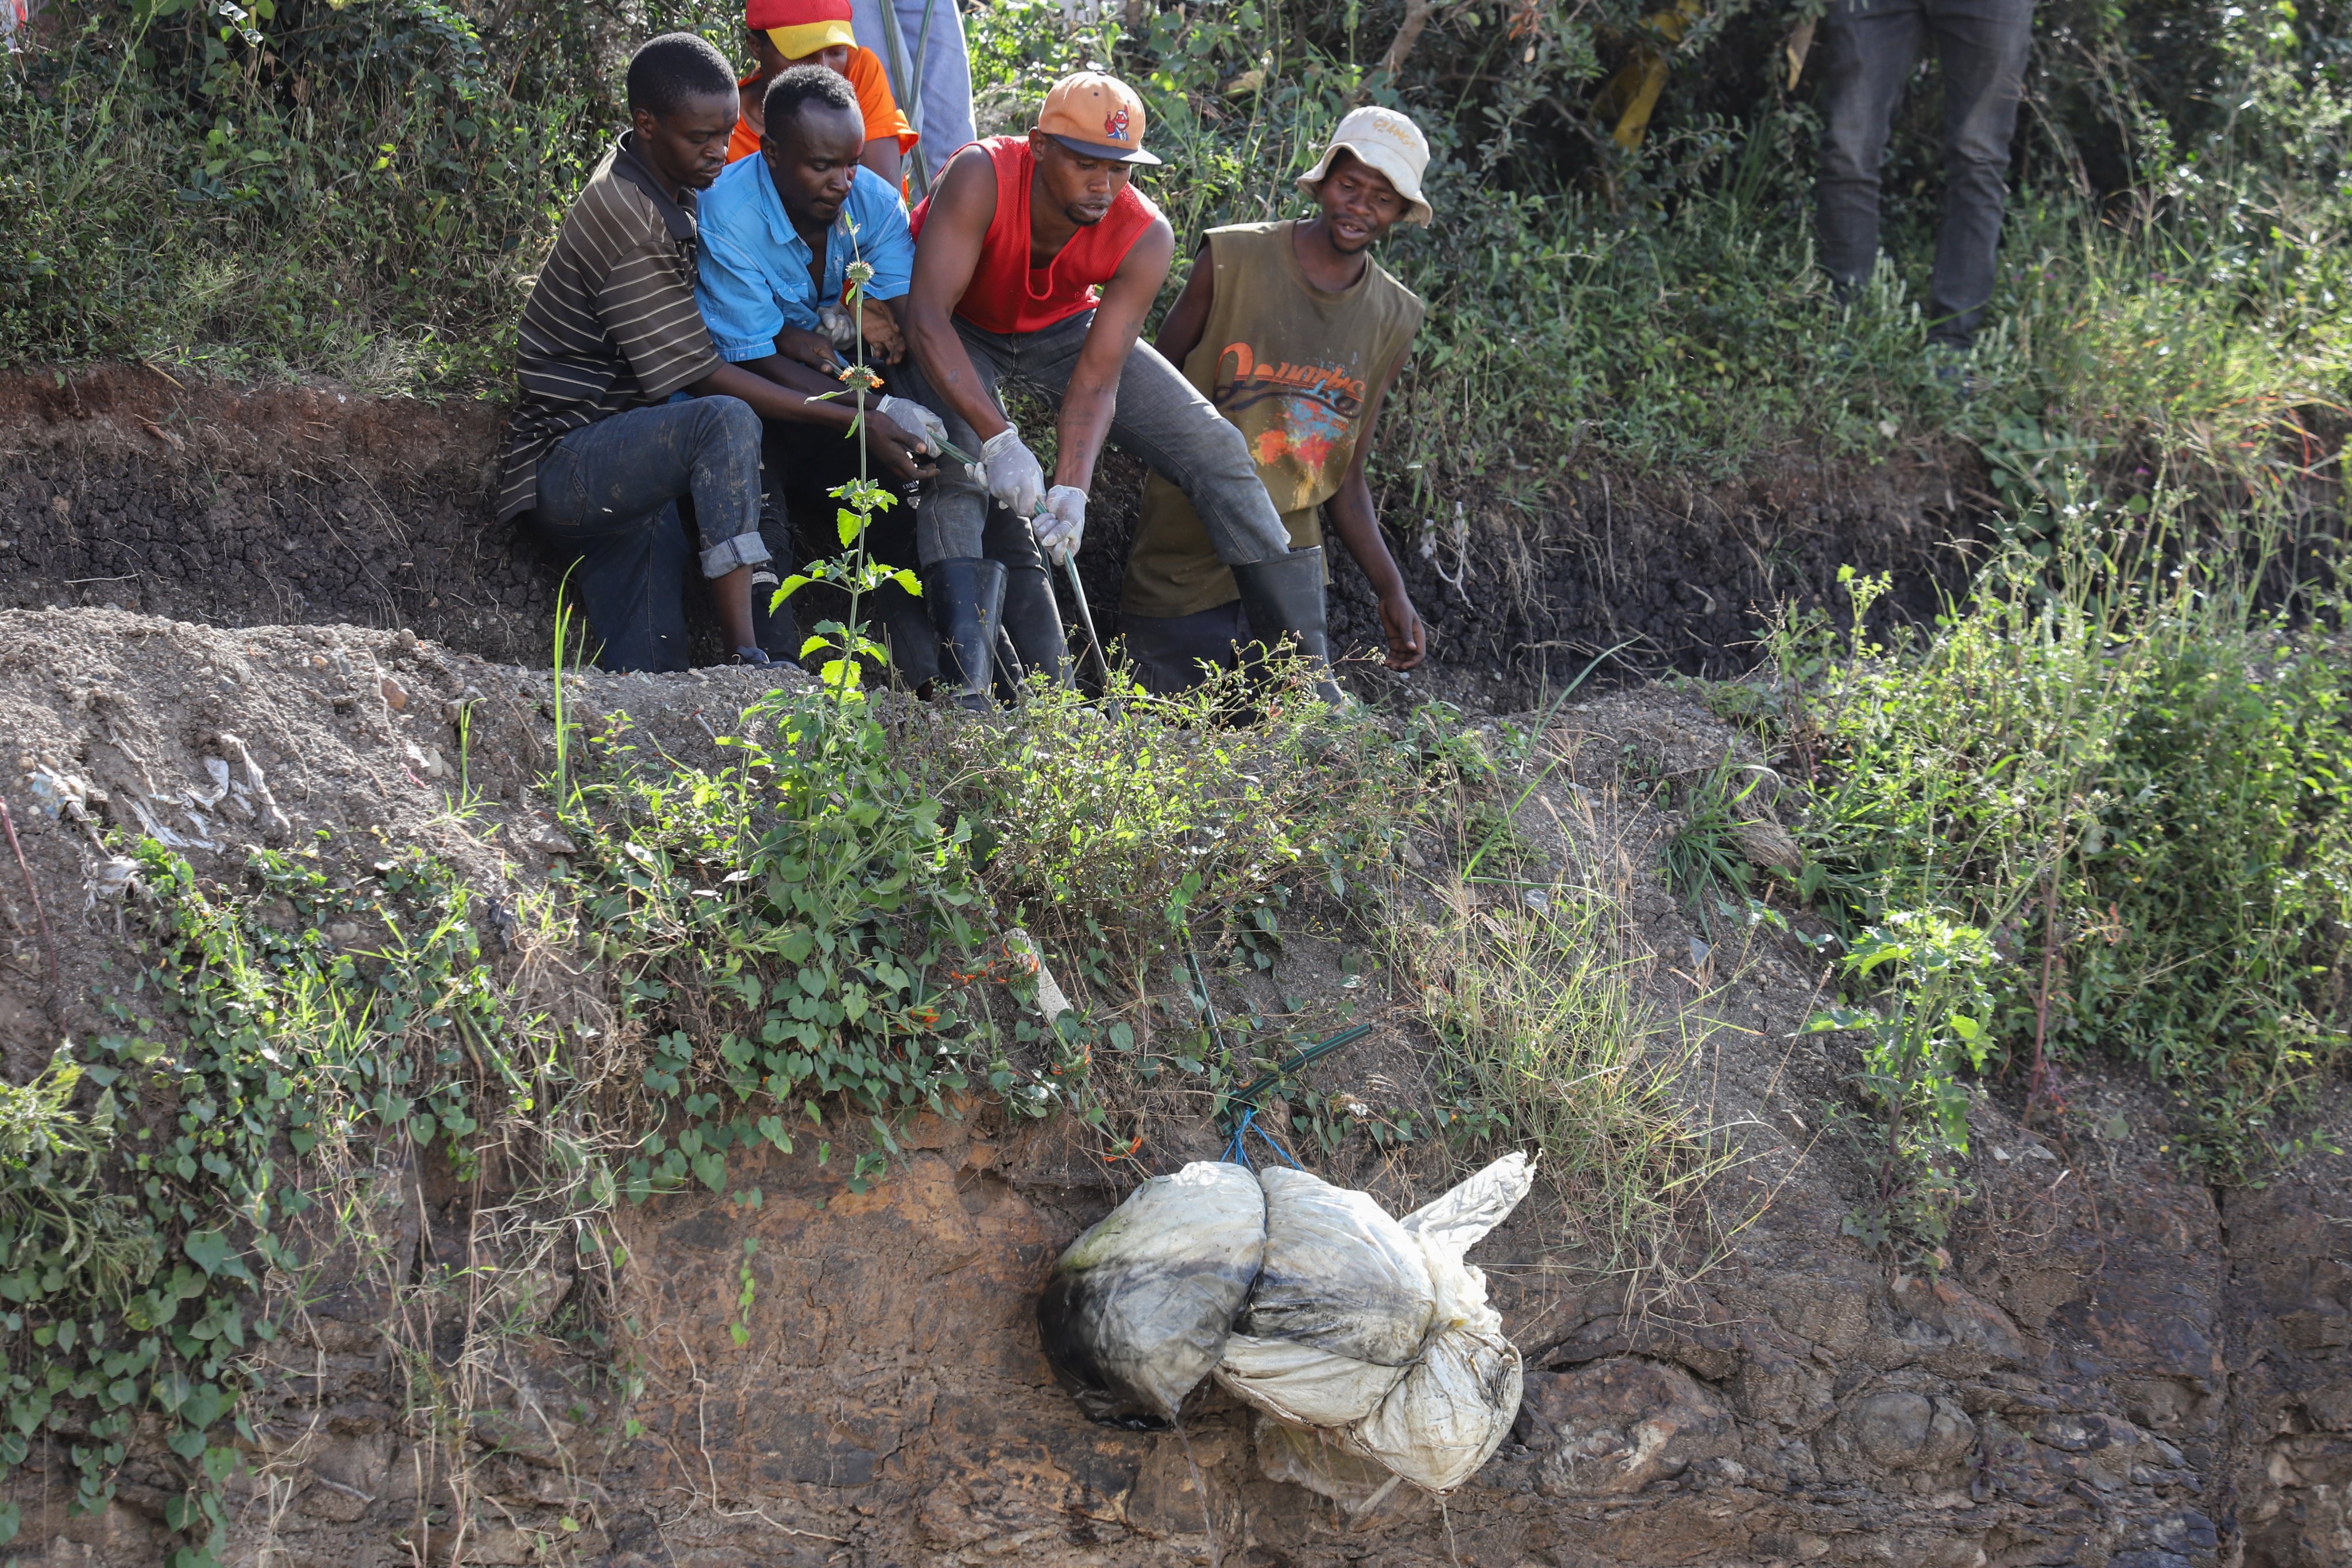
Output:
top-left (746, 0), bottom-right (856, 60)
top-left (1036, 72), bottom-right (1161, 165)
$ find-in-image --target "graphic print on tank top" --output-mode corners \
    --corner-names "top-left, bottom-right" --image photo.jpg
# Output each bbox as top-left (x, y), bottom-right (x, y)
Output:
top-left (1212, 339), bottom-right (1376, 489)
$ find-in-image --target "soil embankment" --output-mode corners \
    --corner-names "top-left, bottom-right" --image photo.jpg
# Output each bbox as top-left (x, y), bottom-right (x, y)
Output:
top-left (2, 366), bottom-right (1985, 695)
top-left (2, 377), bottom-right (2343, 1568)
top-left (0, 611), bottom-right (2341, 1567)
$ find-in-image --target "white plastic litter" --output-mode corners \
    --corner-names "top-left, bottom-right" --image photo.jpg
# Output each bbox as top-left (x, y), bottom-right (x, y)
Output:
top-left (1398, 1148), bottom-right (1536, 1252)
top-left (1345, 1222), bottom-right (1524, 1495)
top-left (1222, 1152), bottom-right (1533, 1493)
top-left (1036, 1161), bottom-right (1265, 1428)
top-left (1243, 1165), bottom-right (1434, 1365)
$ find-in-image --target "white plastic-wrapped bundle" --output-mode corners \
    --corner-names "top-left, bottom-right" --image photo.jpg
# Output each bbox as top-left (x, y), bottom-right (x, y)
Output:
top-left (1036, 1149), bottom-right (1535, 1494)
top-left (1215, 1152), bottom-right (1535, 1490)
top-left (1242, 1165), bottom-right (1435, 1364)
top-left (1036, 1161), bottom-right (1266, 1428)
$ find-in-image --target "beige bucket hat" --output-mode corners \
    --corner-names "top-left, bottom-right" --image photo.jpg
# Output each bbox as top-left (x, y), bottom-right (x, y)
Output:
top-left (1297, 106), bottom-right (1434, 226)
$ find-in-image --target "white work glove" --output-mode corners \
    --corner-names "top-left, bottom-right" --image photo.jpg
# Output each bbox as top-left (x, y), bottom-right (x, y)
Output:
top-left (1034, 484), bottom-right (1087, 566)
top-left (980, 425), bottom-right (1047, 518)
top-left (874, 394), bottom-right (947, 455)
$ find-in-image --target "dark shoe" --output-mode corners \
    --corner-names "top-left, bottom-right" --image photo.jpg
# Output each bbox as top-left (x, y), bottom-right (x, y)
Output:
top-left (731, 645), bottom-right (772, 666)
top-left (1229, 549), bottom-right (1343, 705)
top-left (922, 557), bottom-right (1007, 712)
top-left (997, 564), bottom-right (1072, 698)
top-left (1925, 342), bottom-right (1973, 398)
top-left (750, 569), bottom-right (797, 660)
top-left (1122, 603), bottom-right (1248, 697)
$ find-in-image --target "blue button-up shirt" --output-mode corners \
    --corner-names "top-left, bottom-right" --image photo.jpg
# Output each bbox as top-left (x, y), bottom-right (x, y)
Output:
top-left (694, 155), bottom-right (915, 364)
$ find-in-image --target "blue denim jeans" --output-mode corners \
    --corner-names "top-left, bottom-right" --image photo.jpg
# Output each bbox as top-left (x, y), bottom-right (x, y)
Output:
top-left (1815, 0), bottom-right (2036, 347)
top-left (530, 397), bottom-right (768, 672)
top-left (894, 310), bottom-right (1292, 569)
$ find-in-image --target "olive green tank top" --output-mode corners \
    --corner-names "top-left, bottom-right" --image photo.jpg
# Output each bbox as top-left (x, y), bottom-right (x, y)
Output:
top-left (1123, 221), bottom-right (1423, 620)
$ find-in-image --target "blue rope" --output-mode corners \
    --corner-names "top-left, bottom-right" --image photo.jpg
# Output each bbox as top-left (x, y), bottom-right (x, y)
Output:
top-left (1221, 1107), bottom-right (1303, 1171)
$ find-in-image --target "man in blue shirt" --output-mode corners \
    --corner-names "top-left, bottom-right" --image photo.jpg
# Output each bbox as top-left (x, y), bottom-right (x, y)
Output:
top-left (696, 65), bottom-right (957, 685)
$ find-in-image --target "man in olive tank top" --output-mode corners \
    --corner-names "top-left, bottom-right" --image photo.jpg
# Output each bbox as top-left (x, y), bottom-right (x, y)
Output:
top-left (899, 72), bottom-right (1339, 707)
top-left (1120, 107), bottom-right (1434, 694)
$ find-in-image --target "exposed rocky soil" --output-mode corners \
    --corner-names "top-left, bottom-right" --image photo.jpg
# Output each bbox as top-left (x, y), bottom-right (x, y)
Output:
top-left (0, 609), bottom-right (2342, 1568)
top-left (1, 379), bottom-right (2343, 1568)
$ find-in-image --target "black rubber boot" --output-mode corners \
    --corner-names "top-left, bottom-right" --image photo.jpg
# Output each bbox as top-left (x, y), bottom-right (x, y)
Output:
top-left (1229, 549), bottom-right (1343, 704)
top-left (997, 564), bottom-right (1073, 698)
top-left (924, 557), bottom-right (1008, 712)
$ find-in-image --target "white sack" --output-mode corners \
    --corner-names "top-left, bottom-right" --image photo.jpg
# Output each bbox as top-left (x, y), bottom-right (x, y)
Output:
top-left (1212, 1333), bottom-right (1407, 1428)
top-left (1398, 1150), bottom-right (1535, 1253)
top-left (1346, 1323), bottom-right (1524, 1493)
top-left (1243, 1165), bottom-right (1434, 1365)
top-left (1037, 1161), bottom-right (1266, 1427)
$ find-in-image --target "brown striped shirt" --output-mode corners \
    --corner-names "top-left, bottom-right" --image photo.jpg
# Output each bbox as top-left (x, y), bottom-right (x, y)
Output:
top-left (496, 134), bottom-right (724, 522)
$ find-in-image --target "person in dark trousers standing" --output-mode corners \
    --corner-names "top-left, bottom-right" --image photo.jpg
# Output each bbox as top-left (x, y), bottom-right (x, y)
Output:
top-left (1122, 106), bottom-right (1432, 695)
top-left (897, 72), bottom-right (1337, 708)
top-left (497, 32), bottom-right (932, 673)
top-left (1814, 0), bottom-right (2035, 351)
top-left (696, 66), bottom-right (950, 683)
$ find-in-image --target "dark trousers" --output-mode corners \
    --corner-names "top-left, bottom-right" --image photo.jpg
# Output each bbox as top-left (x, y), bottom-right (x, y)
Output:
top-left (1814, 0), bottom-right (2035, 348)
top-left (757, 416), bottom-right (939, 689)
top-left (528, 397), bottom-right (767, 672)
top-left (1121, 601), bottom-right (1248, 696)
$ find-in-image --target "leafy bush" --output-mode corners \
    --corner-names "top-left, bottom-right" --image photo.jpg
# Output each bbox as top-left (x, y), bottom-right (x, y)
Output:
top-left (928, 663), bottom-right (1432, 951)
top-left (1771, 515), bottom-right (2352, 1179)
top-left (553, 682), bottom-right (1082, 1196)
top-left (0, 841), bottom-right (558, 1561)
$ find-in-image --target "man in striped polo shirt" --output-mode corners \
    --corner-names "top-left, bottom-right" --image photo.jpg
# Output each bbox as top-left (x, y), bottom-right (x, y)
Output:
top-left (498, 32), bottom-right (936, 672)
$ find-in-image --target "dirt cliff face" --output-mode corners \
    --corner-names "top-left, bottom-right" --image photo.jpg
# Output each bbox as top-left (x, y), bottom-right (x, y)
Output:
top-left (0, 383), bottom-right (2341, 1568)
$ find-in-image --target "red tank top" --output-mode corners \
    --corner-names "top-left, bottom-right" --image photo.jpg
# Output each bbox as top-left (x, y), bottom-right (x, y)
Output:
top-left (911, 136), bottom-right (1160, 335)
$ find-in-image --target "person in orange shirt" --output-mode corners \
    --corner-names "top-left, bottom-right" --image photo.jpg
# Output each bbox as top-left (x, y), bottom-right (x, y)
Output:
top-left (731, 0), bottom-right (917, 188)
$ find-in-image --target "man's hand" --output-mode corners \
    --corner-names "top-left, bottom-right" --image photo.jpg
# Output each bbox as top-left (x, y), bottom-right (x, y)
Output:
top-left (874, 395), bottom-right (948, 455)
top-left (853, 297), bottom-right (907, 364)
top-left (1378, 589), bottom-right (1427, 671)
top-left (774, 325), bottom-right (839, 373)
top-left (1034, 485), bottom-right (1086, 566)
top-left (981, 426), bottom-right (1047, 517)
top-left (864, 411), bottom-right (940, 484)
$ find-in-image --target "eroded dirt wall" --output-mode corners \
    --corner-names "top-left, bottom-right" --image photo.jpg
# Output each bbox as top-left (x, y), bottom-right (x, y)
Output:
top-left (0, 368), bottom-right (552, 663)
top-left (0, 610), bottom-right (2343, 1568)
top-left (2, 368), bottom-right (1987, 693)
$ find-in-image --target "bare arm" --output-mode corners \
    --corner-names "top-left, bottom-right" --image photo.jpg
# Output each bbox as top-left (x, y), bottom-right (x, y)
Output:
top-left (903, 146), bottom-right (1009, 440)
top-left (1053, 215), bottom-right (1175, 493)
top-left (1321, 352), bottom-right (1426, 670)
top-left (860, 137), bottom-right (902, 188)
top-left (1151, 237), bottom-right (1215, 368)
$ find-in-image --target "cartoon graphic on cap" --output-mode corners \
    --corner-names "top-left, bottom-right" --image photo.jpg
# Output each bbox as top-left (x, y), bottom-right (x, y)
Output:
top-left (1034, 71), bottom-right (1163, 164)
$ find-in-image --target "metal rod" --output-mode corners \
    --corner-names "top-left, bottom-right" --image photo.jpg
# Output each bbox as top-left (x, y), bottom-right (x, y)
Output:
top-left (1060, 553), bottom-right (1116, 690)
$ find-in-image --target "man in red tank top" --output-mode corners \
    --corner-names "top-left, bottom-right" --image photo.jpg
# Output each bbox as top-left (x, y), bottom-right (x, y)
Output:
top-left (897, 72), bottom-right (1341, 706)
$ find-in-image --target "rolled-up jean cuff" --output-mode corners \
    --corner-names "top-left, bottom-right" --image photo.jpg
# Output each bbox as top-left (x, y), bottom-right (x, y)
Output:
top-left (700, 533), bottom-right (773, 577)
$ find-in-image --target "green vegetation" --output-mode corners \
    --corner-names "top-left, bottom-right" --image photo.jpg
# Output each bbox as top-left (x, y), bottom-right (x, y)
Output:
top-left (6, 0), bottom-right (2345, 493)
top-left (2, 843), bottom-right (569, 1563)
top-left (1718, 507), bottom-right (2352, 1260)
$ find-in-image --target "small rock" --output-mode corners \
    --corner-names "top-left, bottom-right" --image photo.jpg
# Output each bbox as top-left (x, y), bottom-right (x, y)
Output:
top-left (526, 824), bottom-right (579, 856)
top-left (380, 676), bottom-right (408, 712)
top-left (1732, 818), bottom-right (1803, 872)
